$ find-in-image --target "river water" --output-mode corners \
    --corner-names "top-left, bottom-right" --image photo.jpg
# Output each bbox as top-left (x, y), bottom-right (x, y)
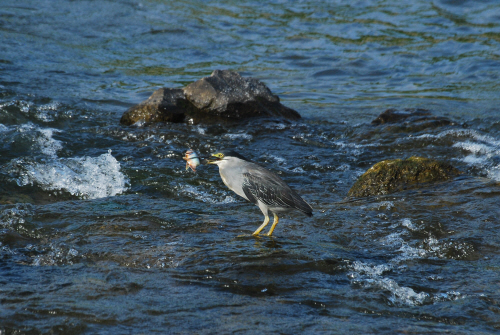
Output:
top-left (1, 1), bottom-right (500, 334)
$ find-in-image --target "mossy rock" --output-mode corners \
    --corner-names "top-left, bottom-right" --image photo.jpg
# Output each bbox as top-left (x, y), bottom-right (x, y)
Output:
top-left (347, 156), bottom-right (462, 197)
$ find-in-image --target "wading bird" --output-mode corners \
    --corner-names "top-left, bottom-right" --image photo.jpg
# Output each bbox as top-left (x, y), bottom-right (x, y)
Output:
top-left (206, 150), bottom-right (312, 236)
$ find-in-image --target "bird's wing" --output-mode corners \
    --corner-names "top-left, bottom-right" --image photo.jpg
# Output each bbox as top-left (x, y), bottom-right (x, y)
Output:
top-left (241, 169), bottom-right (312, 215)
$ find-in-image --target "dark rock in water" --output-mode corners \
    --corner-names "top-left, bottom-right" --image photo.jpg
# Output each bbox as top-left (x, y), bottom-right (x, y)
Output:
top-left (372, 108), bottom-right (429, 125)
top-left (183, 70), bottom-right (301, 120)
top-left (371, 108), bottom-right (453, 127)
top-left (347, 156), bottom-right (462, 197)
top-left (120, 70), bottom-right (301, 125)
top-left (120, 88), bottom-right (186, 126)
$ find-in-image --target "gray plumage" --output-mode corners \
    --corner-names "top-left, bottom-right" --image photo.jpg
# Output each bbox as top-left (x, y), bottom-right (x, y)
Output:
top-left (207, 150), bottom-right (312, 236)
top-left (242, 168), bottom-right (313, 216)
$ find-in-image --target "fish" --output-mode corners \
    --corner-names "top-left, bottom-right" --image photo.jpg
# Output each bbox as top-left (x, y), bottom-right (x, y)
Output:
top-left (183, 149), bottom-right (200, 172)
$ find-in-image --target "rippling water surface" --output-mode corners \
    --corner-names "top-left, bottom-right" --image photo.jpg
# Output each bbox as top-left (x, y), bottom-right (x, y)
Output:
top-left (1, 0), bottom-right (500, 333)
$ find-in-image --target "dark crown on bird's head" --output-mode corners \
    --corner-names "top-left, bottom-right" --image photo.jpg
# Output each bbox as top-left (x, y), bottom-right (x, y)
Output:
top-left (214, 150), bottom-right (249, 161)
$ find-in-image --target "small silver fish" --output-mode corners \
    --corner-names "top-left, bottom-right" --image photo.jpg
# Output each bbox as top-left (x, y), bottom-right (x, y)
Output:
top-left (183, 149), bottom-right (200, 172)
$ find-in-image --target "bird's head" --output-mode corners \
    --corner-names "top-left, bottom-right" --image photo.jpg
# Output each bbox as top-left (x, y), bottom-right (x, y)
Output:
top-left (206, 150), bottom-right (248, 165)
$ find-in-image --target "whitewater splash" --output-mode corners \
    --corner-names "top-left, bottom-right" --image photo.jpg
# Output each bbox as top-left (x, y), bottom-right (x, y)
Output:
top-left (0, 121), bottom-right (129, 199)
top-left (416, 128), bottom-right (500, 181)
top-left (348, 217), bottom-right (465, 307)
top-left (9, 151), bottom-right (129, 199)
top-left (179, 184), bottom-right (237, 204)
top-left (0, 203), bottom-right (33, 228)
top-left (0, 122), bottom-right (63, 157)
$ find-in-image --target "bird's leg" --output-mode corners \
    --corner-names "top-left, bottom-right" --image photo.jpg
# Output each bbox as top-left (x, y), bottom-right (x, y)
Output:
top-left (266, 213), bottom-right (279, 236)
top-left (252, 213), bottom-right (270, 236)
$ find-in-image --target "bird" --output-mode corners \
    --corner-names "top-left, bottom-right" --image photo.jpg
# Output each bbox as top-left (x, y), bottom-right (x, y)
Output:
top-left (206, 150), bottom-right (312, 236)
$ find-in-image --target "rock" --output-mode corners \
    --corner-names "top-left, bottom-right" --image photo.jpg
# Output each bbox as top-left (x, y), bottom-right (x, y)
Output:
top-left (120, 88), bottom-right (186, 126)
top-left (120, 70), bottom-right (301, 125)
top-left (371, 108), bottom-right (453, 127)
top-left (183, 70), bottom-right (301, 120)
top-left (347, 156), bottom-right (462, 197)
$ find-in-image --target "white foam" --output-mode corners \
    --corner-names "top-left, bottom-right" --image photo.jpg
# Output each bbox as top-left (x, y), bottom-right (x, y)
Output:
top-left (350, 259), bottom-right (432, 306)
top-left (181, 184), bottom-right (237, 204)
top-left (332, 140), bottom-right (374, 149)
top-left (336, 164), bottom-right (350, 171)
top-left (453, 141), bottom-right (498, 156)
top-left (223, 133), bottom-right (253, 140)
top-left (365, 201), bottom-right (395, 211)
top-left (32, 243), bottom-right (81, 266)
top-left (395, 243), bottom-right (427, 262)
top-left (454, 140), bottom-right (500, 181)
top-left (132, 119), bottom-right (146, 127)
top-left (264, 123), bottom-right (287, 130)
top-left (267, 155), bottom-right (287, 165)
top-left (462, 154), bottom-right (487, 165)
top-left (434, 291), bottom-right (463, 302)
top-left (380, 278), bottom-right (431, 306)
top-left (2, 123), bottom-right (63, 157)
top-left (194, 126), bottom-right (206, 135)
top-left (401, 218), bottom-right (417, 231)
top-left (379, 201), bottom-right (394, 210)
top-left (11, 151), bottom-right (129, 199)
top-left (352, 261), bottom-right (392, 277)
top-left (349, 260), bottom-right (430, 306)
top-left (417, 128), bottom-right (500, 181)
top-left (0, 203), bottom-right (33, 228)
top-left (19, 100), bottom-right (32, 113)
top-left (0, 243), bottom-right (16, 255)
top-left (0, 100), bottom-right (62, 122)
top-left (487, 165), bottom-right (500, 181)
top-left (416, 128), bottom-right (479, 141)
top-left (348, 226), bottom-right (465, 306)
top-left (290, 167), bottom-right (305, 173)
top-left (416, 129), bottom-right (500, 149)
top-left (37, 127), bottom-right (63, 157)
top-left (380, 233), bottom-right (405, 247)
top-left (34, 102), bottom-right (61, 122)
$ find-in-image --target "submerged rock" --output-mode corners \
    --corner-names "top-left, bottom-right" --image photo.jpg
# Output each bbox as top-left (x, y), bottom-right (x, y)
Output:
top-left (120, 70), bottom-right (301, 125)
top-left (371, 108), bottom-right (453, 128)
top-left (347, 156), bottom-right (462, 197)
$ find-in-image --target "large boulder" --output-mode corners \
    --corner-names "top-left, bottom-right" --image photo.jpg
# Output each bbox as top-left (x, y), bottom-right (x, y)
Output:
top-left (183, 70), bottom-right (300, 120)
top-left (347, 156), bottom-right (462, 197)
top-left (120, 70), bottom-right (301, 125)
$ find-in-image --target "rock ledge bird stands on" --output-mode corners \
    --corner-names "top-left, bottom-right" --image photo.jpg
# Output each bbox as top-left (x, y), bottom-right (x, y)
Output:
top-left (207, 150), bottom-right (312, 237)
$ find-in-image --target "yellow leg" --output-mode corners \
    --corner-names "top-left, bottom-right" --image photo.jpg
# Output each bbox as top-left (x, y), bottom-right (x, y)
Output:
top-left (266, 213), bottom-right (279, 236)
top-left (252, 214), bottom-right (270, 236)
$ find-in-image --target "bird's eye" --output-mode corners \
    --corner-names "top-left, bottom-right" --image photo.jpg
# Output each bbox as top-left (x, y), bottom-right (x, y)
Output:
top-left (218, 153), bottom-right (224, 158)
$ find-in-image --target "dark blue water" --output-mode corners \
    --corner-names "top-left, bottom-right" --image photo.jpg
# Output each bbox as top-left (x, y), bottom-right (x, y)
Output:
top-left (1, 1), bottom-right (500, 333)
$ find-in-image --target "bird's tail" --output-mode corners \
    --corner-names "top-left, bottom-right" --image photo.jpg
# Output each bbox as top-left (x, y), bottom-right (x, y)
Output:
top-left (292, 192), bottom-right (313, 217)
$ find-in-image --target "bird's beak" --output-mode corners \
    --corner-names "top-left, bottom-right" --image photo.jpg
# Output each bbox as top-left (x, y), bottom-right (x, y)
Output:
top-left (206, 154), bottom-right (222, 165)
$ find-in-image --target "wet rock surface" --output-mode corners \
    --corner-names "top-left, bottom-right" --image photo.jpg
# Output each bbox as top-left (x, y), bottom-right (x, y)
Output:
top-left (120, 70), bottom-right (301, 125)
top-left (183, 70), bottom-right (301, 120)
top-left (348, 156), bottom-right (462, 197)
top-left (120, 88), bottom-right (187, 125)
